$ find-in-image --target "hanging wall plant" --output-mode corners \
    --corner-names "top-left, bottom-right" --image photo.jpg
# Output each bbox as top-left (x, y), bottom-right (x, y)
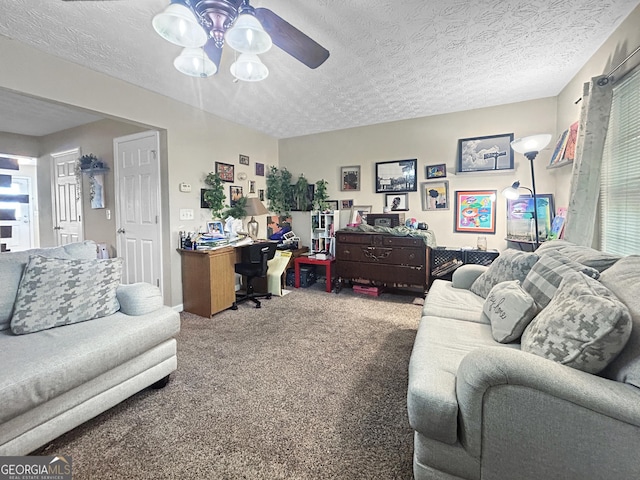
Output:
top-left (266, 166), bottom-right (293, 215)
top-left (203, 172), bottom-right (226, 219)
top-left (293, 174), bottom-right (311, 211)
top-left (314, 179), bottom-right (329, 211)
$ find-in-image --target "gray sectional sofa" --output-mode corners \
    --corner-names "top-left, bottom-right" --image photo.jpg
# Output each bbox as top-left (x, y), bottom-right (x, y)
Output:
top-left (0, 241), bottom-right (180, 455)
top-left (408, 240), bottom-right (640, 480)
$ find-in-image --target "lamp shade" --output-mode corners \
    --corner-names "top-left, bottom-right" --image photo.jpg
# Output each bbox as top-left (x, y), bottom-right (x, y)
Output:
top-left (152, 3), bottom-right (207, 48)
top-left (501, 181), bottom-right (521, 200)
top-left (225, 14), bottom-right (272, 54)
top-left (244, 197), bottom-right (269, 216)
top-left (230, 53), bottom-right (269, 82)
top-left (174, 47), bottom-right (217, 77)
top-left (511, 134), bottom-right (552, 154)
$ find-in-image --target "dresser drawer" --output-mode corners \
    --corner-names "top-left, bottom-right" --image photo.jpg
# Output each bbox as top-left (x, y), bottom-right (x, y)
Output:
top-left (336, 260), bottom-right (427, 286)
top-left (382, 236), bottom-right (424, 247)
top-left (336, 244), bottom-right (425, 266)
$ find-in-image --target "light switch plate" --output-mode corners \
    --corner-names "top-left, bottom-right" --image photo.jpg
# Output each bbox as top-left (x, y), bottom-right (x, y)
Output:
top-left (179, 208), bottom-right (194, 220)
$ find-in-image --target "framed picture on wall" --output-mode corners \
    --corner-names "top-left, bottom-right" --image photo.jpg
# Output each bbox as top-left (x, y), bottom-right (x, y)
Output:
top-left (420, 181), bottom-right (449, 211)
top-left (375, 159), bottom-right (417, 193)
top-left (426, 163), bottom-right (447, 179)
top-left (215, 162), bottom-right (234, 182)
top-left (385, 193), bottom-right (409, 211)
top-left (229, 185), bottom-right (243, 206)
top-left (327, 200), bottom-right (339, 211)
top-left (255, 162), bottom-right (265, 176)
top-left (340, 166), bottom-right (361, 191)
top-left (454, 190), bottom-right (497, 233)
top-left (350, 205), bottom-right (372, 225)
top-left (457, 133), bottom-right (514, 173)
top-left (239, 154), bottom-right (250, 165)
top-left (341, 199), bottom-right (353, 209)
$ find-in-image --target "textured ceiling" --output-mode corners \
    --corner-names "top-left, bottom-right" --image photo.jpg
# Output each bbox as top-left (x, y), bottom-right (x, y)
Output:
top-left (0, 0), bottom-right (638, 139)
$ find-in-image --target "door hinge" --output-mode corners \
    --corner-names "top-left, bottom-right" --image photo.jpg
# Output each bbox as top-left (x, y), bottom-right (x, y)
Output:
top-left (156, 279), bottom-right (160, 287)
top-left (156, 215), bottom-right (159, 224)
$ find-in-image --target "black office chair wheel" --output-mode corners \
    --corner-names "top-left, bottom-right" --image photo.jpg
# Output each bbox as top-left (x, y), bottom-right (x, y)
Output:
top-left (255, 302), bottom-right (262, 308)
top-left (231, 302), bottom-right (238, 310)
top-left (266, 293), bottom-right (272, 299)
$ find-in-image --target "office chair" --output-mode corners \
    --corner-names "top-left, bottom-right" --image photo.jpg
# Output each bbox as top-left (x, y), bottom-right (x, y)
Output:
top-left (232, 241), bottom-right (277, 309)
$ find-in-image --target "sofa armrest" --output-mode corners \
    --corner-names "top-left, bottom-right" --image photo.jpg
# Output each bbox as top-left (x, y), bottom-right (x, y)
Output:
top-left (451, 264), bottom-right (487, 290)
top-left (456, 347), bottom-right (640, 459)
top-left (116, 283), bottom-right (164, 316)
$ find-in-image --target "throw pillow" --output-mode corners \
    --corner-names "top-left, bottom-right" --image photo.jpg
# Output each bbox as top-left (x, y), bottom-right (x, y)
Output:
top-left (116, 283), bottom-right (163, 316)
top-left (482, 280), bottom-right (539, 343)
top-left (10, 255), bottom-right (122, 335)
top-left (521, 271), bottom-right (632, 374)
top-left (469, 249), bottom-right (539, 299)
top-left (522, 250), bottom-right (600, 309)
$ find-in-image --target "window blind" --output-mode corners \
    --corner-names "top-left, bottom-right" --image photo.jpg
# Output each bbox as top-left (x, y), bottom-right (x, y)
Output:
top-left (600, 67), bottom-right (640, 255)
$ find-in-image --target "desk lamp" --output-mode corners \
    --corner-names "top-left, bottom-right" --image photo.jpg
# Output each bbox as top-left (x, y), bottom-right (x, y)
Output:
top-left (508, 134), bottom-right (552, 247)
top-left (244, 197), bottom-right (269, 240)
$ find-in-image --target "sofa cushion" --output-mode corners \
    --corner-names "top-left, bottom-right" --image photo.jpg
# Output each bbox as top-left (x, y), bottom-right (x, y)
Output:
top-left (482, 280), bottom-right (538, 343)
top-left (536, 240), bottom-right (621, 272)
top-left (522, 250), bottom-right (600, 308)
top-left (521, 272), bottom-right (632, 374)
top-left (0, 241), bottom-right (97, 331)
top-left (599, 256), bottom-right (640, 388)
top-left (423, 279), bottom-right (487, 323)
top-left (469, 249), bottom-right (539, 299)
top-left (10, 255), bottom-right (122, 335)
top-left (116, 283), bottom-right (164, 316)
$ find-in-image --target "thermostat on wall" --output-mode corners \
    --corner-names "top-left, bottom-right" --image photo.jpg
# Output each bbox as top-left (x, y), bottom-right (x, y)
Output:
top-left (179, 182), bottom-right (191, 193)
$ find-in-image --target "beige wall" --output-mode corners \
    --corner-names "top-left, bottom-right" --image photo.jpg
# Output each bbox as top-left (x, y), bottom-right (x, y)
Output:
top-left (279, 98), bottom-right (557, 251)
top-left (0, 36), bottom-right (279, 308)
top-left (553, 4), bottom-right (640, 209)
top-left (0, 132), bottom-right (40, 157)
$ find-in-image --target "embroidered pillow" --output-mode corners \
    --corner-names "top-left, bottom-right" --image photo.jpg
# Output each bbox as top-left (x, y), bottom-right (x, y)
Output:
top-left (482, 280), bottom-right (538, 343)
top-left (469, 249), bottom-right (539, 298)
top-left (522, 250), bottom-right (600, 309)
top-left (521, 272), bottom-right (632, 374)
top-left (10, 255), bottom-right (122, 335)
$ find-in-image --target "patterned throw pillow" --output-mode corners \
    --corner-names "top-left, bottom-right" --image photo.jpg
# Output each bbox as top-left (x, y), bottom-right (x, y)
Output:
top-left (521, 271), bottom-right (632, 374)
top-left (522, 250), bottom-right (600, 308)
top-left (469, 249), bottom-right (539, 299)
top-left (10, 255), bottom-right (122, 335)
top-left (482, 280), bottom-right (539, 343)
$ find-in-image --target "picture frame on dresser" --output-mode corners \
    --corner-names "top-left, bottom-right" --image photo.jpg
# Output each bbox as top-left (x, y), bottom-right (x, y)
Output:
top-left (454, 190), bottom-right (497, 234)
top-left (375, 159), bottom-right (417, 193)
top-left (457, 133), bottom-right (514, 173)
top-left (350, 205), bottom-right (372, 225)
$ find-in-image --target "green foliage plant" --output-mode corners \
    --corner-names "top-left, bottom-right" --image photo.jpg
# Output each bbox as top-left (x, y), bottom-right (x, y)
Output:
top-left (266, 166), bottom-right (293, 215)
top-left (293, 174), bottom-right (310, 211)
top-left (203, 172), bottom-right (226, 219)
top-left (223, 196), bottom-right (247, 219)
top-left (314, 179), bottom-right (329, 211)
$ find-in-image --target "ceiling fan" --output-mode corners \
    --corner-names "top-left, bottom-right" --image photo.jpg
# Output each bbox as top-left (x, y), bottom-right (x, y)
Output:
top-left (62, 0), bottom-right (330, 81)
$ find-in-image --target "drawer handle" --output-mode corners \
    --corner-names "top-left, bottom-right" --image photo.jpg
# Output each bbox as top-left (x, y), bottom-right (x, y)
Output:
top-left (362, 247), bottom-right (392, 261)
top-left (343, 249), bottom-right (350, 255)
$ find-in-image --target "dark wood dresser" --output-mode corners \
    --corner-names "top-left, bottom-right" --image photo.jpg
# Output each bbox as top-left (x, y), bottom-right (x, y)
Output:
top-left (335, 231), bottom-right (431, 292)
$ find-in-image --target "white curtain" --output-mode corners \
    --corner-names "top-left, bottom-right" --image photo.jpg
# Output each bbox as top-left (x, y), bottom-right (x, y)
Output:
top-left (563, 75), bottom-right (613, 246)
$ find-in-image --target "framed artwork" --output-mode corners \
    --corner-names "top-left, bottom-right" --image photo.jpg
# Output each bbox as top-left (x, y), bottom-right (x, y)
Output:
top-left (327, 200), bottom-right (339, 211)
top-left (200, 188), bottom-right (212, 209)
top-left (341, 199), bottom-right (353, 209)
top-left (375, 159), bottom-right (417, 193)
top-left (267, 215), bottom-right (292, 238)
top-left (340, 166), bottom-right (361, 191)
top-left (229, 185), bottom-right (243, 206)
top-left (215, 162), bottom-right (234, 182)
top-left (506, 194), bottom-right (555, 241)
top-left (454, 190), bottom-right (497, 234)
top-left (350, 205), bottom-right (372, 225)
top-left (239, 154), bottom-right (250, 165)
top-left (421, 180), bottom-right (449, 211)
top-left (259, 189), bottom-right (265, 201)
top-left (207, 221), bottom-right (224, 235)
top-left (426, 163), bottom-right (447, 179)
top-left (255, 162), bottom-right (265, 176)
top-left (457, 133), bottom-right (514, 173)
top-left (385, 193), bottom-right (408, 211)
top-left (249, 180), bottom-right (256, 194)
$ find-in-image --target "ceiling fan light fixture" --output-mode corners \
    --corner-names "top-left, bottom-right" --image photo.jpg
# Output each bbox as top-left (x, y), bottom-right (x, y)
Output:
top-left (152, 3), bottom-right (207, 48)
top-left (230, 53), bottom-right (269, 82)
top-left (225, 14), bottom-right (272, 54)
top-left (174, 47), bottom-right (217, 77)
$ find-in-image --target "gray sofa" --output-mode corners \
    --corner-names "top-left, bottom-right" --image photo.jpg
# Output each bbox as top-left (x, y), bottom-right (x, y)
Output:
top-left (0, 241), bottom-right (180, 455)
top-left (408, 240), bottom-right (640, 480)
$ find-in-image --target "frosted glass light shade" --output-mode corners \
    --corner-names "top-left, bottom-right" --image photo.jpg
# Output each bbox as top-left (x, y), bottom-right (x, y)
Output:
top-left (152, 3), bottom-right (207, 48)
top-left (225, 14), bottom-right (272, 54)
top-left (511, 134), bottom-right (552, 154)
top-left (174, 48), bottom-right (217, 77)
top-left (230, 53), bottom-right (269, 82)
top-left (502, 185), bottom-right (521, 200)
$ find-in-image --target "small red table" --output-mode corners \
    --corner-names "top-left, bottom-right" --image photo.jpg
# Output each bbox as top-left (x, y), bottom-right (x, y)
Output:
top-left (294, 255), bottom-right (336, 293)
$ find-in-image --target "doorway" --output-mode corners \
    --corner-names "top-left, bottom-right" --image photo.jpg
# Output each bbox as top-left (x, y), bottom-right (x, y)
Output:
top-left (0, 175), bottom-right (35, 252)
top-left (51, 149), bottom-right (84, 246)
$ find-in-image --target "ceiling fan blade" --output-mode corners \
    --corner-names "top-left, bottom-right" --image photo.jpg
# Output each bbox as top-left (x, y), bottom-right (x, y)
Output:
top-left (255, 8), bottom-right (329, 69)
top-left (203, 38), bottom-right (223, 75)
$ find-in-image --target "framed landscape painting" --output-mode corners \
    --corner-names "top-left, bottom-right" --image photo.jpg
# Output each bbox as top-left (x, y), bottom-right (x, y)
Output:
top-left (375, 159), bottom-right (417, 193)
top-left (457, 133), bottom-right (514, 173)
top-left (454, 190), bottom-right (497, 233)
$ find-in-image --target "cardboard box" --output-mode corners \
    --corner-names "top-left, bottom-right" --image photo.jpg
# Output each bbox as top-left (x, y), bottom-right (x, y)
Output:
top-left (353, 284), bottom-right (384, 297)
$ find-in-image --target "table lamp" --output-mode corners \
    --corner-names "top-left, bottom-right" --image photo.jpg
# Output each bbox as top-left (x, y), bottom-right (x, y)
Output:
top-left (244, 196), bottom-right (269, 240)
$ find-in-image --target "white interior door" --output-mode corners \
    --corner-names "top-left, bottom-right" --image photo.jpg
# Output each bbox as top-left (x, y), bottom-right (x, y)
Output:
top-left (51, 149), bottom-right (83, 246)
top-left (114, 131), bottom-right (163, 292)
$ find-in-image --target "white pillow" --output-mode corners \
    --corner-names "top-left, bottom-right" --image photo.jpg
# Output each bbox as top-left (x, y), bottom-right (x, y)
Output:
top-left (482, 280), bottom-right (538, 343)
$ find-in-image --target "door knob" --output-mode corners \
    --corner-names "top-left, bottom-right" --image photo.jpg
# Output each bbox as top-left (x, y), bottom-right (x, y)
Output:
top-left (117, 228), bottom-right (125, 234)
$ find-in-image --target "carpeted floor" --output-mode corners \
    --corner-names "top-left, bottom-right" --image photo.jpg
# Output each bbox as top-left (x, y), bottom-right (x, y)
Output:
top-left (35, 284), bottom-right (422, 479)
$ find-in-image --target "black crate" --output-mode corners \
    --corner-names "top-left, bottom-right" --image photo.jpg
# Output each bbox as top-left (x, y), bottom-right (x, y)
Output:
top-left (431, 248), bottom-right (464, 269)
top-left (463, 250), bottom-right (500, 266)
top-left (285, 268), bottom-right (296, 287)
top-left (299, 266), bottom-right (317, 288)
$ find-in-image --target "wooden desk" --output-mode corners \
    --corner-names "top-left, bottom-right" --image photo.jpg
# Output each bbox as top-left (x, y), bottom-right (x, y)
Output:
top-left (179, 247), bottom-right (237, 317)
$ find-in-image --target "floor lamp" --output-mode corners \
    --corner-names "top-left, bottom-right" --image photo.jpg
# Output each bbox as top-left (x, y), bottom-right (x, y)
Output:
top-left (509, 134), bottom-right (552, 247)
top-left (244, 196), bottom-right (269, 240)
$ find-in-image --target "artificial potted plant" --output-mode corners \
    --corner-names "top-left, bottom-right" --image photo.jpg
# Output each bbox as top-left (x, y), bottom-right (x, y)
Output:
top-left (203, 172), bottom-right (226, 219)
top-left (313, 179), bottom-right (329, 211)
top-left (266, 166), bottom-right (293, 215)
